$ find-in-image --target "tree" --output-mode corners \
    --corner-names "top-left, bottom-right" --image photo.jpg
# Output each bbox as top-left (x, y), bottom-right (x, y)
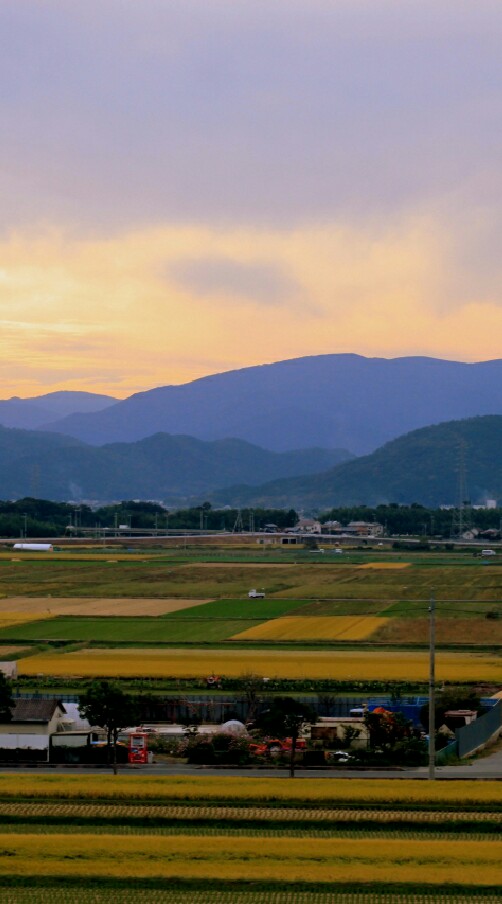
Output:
top-left (0, 673), bottom-right (14, 722)
top-left (79, 680), bottom-right (137, 775)
top-left (254, 696), bottom-right (317, 778)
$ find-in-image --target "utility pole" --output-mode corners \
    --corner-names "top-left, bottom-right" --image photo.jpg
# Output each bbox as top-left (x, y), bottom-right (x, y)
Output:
top-left (428, 592), bottom-right (436, 780)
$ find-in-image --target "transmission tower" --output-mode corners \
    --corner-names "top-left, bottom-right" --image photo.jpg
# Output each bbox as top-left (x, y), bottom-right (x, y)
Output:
top-left (451, 440), bottom-right (472, 538)
top-left (233, 510), bottom-right (244, 533)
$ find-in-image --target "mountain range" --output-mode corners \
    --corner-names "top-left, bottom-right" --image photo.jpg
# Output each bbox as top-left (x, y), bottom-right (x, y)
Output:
top-left (2, 354), bottom-right (502, 508)
top-left (28, 354), bottom-right (502, 454)
top-left (208, 416), bottom-right (502, 510)
top-left (0, 425), bottom-right (351, 502)
top-left (0, 391), bottom-right (116, 430)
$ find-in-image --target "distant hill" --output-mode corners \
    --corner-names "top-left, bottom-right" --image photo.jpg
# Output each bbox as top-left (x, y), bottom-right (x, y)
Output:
top-left (0, 391), bottom-right (116, 430)
top-left (0, 426), bottom-right (351, 501)
top-left (207, 416), bottom-right (502, 510)
top-left (41, 354), bottom-right (502, 453)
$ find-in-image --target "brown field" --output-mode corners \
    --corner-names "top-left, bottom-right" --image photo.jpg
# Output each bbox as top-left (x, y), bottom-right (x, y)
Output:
top-left (0, 597), bottom-right (211, 617)
top-left (0, 645), bottom-right (28, 657)
top-left (373, 617), bottom-right (502, 645)
top-left (0, 553), bottom-right (152, 562)
top-left (232, 616), bottom-right (389, 641)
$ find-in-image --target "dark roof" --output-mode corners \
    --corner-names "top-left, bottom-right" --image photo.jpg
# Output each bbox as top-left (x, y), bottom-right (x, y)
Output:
top-left (8, 699), bottom-right (66, 723)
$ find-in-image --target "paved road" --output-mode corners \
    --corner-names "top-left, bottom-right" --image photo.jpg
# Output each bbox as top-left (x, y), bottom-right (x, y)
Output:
top-left (3, 741), bottom-right (502, 779)
top-left (2, 760), bottom-right (502, 778)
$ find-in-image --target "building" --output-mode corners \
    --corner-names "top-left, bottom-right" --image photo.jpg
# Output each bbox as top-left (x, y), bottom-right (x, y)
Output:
top-left (0, 699), bottom-right (67, 757)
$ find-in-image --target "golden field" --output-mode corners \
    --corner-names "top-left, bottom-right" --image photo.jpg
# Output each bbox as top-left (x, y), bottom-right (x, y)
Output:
top-left (358, 563), bottom-right (410, 569)
top-left (18, 646), bottom-right (502, 682)
top-left (0, 596), bottom-right (210, 617)
top-left (0, 612), bottom-right (53, 629)
top-left (0, 834), bottom-right (500, 885)
top-left (232, 616), bottom-right (388, 641)
top-left (1, 775), bottom-right (501, 807)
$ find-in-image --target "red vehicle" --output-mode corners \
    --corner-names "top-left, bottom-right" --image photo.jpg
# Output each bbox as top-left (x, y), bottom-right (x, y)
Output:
top-left (249, 737), bottom-right (306, 756)
top-left (128, 731), bottom-right (149, 764)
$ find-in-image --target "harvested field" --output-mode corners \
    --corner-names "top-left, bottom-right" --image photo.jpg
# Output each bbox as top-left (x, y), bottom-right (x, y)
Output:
top-left (232, 616), bottom-right (389, 641)
top-left (0, 645), bottom-right (28, 657)
top-left (372, 618), bottom-right (502, 644)
top-left (17, 647), bottom-right (502, 681)
top-left (0, 597), bottom-right (210, 617)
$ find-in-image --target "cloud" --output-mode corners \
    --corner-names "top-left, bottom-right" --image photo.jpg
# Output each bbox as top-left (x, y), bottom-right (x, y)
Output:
top-left (0, 211), bottom-right (502, 397)
top-left (0, 1), bottom-right (501, 232)
top-left (169, 257), bottom-right (298, 305)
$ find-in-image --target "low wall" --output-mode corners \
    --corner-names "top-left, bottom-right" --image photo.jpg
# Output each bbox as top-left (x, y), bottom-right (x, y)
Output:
top-left (456, 700), bottom-right (502, 758)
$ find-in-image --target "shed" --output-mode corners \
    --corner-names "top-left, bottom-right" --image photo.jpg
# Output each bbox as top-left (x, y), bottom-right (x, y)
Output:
top-left (0, 699), bottom-right (67, 752)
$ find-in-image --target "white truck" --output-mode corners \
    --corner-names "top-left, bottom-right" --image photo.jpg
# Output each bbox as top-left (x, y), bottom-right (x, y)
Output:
top-left (248, 589), bottom-right (265, 599)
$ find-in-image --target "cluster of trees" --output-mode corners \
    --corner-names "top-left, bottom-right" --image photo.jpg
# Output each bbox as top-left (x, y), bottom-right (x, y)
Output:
top-left (1, 495), bottom-right (502, 539)
top-left (0, 498), bottom-right (298, 537)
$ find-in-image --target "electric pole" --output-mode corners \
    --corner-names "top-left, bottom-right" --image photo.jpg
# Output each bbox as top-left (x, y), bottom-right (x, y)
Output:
top-left (428, 592), bottom-right (436, 780)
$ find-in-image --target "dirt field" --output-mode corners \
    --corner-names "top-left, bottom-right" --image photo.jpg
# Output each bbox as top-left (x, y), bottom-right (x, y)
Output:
top-left (0, 645), bottom-right (27, 657)
top-left (0, 597), bottom-right (211, 617)
top-left (373, 617), bottom-right (502, 644)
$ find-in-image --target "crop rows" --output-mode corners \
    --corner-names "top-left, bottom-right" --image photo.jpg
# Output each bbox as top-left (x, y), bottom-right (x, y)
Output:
top-left (1, 801), bottom-right (501, 825)
top-left (1, 776), bottom-right (501, 809)
top-left (2, 890), bottom-right (501, 904)
top-left (2, 823), bottom-right (501, 842)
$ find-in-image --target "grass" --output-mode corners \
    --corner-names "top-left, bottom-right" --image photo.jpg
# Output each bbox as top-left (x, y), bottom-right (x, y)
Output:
top-left (2, 559), bottom-right (502, 601)
top-left (0, 616), bottom-right (264, 643)
top-left (162, 598), bottom-right (309, 619)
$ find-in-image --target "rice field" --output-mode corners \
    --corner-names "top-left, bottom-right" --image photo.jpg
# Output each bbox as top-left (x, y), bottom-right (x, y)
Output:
top-left (2, 558), bottom-right (502, 602)
top-left (232, 616), bottom-right (389, 641)
top-left (0, 596), bottom-right (211, 617)
top-left (0, 776), bottom-right (500, 900)
top-left (0, 833), bottom-right (501, 885)
top-left (1, 892), bottom-right (500, 904)
top-left (372, 618), bottom-right (502, 644)
top-left (17, 646), bottom-right (502, 681)
top-left (1, 775), bottom-right (501, 808)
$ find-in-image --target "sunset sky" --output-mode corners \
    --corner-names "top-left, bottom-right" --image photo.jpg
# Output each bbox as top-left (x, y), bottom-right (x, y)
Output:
top-left (1, 1), bottom-right (502, 398)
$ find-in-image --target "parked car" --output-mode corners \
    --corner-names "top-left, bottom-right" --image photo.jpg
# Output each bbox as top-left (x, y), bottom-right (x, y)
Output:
top-left (327, 750), bottom-right (353, 763)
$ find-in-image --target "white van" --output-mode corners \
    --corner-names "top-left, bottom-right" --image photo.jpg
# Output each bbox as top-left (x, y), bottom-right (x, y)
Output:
top-left (481, 549), bottom-right (496, 556)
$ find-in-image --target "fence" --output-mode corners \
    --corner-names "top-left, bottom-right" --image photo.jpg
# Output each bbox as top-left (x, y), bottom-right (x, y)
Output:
top-left (456, 700), bottom-right (502, 758)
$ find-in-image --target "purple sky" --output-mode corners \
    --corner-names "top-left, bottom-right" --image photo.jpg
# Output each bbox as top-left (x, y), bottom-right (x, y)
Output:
top-left (1, 1), bottom-right (502, 396)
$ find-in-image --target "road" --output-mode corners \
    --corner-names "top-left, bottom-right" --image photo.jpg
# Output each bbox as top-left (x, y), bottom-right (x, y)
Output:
top-left (3, 739), bottom-right (502, 779)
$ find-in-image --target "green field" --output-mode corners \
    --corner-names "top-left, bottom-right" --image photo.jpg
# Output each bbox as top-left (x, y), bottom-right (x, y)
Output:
top-left (1, 555), bottom-right (502, 601)
top-left (0, 616), bottom-right (265, 643)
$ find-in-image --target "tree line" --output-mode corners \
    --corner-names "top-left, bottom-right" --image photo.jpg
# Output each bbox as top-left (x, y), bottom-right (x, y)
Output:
top-left (0, 497), bottom-right (500, 538)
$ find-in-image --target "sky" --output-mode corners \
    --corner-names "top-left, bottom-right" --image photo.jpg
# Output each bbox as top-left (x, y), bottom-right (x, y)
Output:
top-left (1, 0), bottom-right (502, 398)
